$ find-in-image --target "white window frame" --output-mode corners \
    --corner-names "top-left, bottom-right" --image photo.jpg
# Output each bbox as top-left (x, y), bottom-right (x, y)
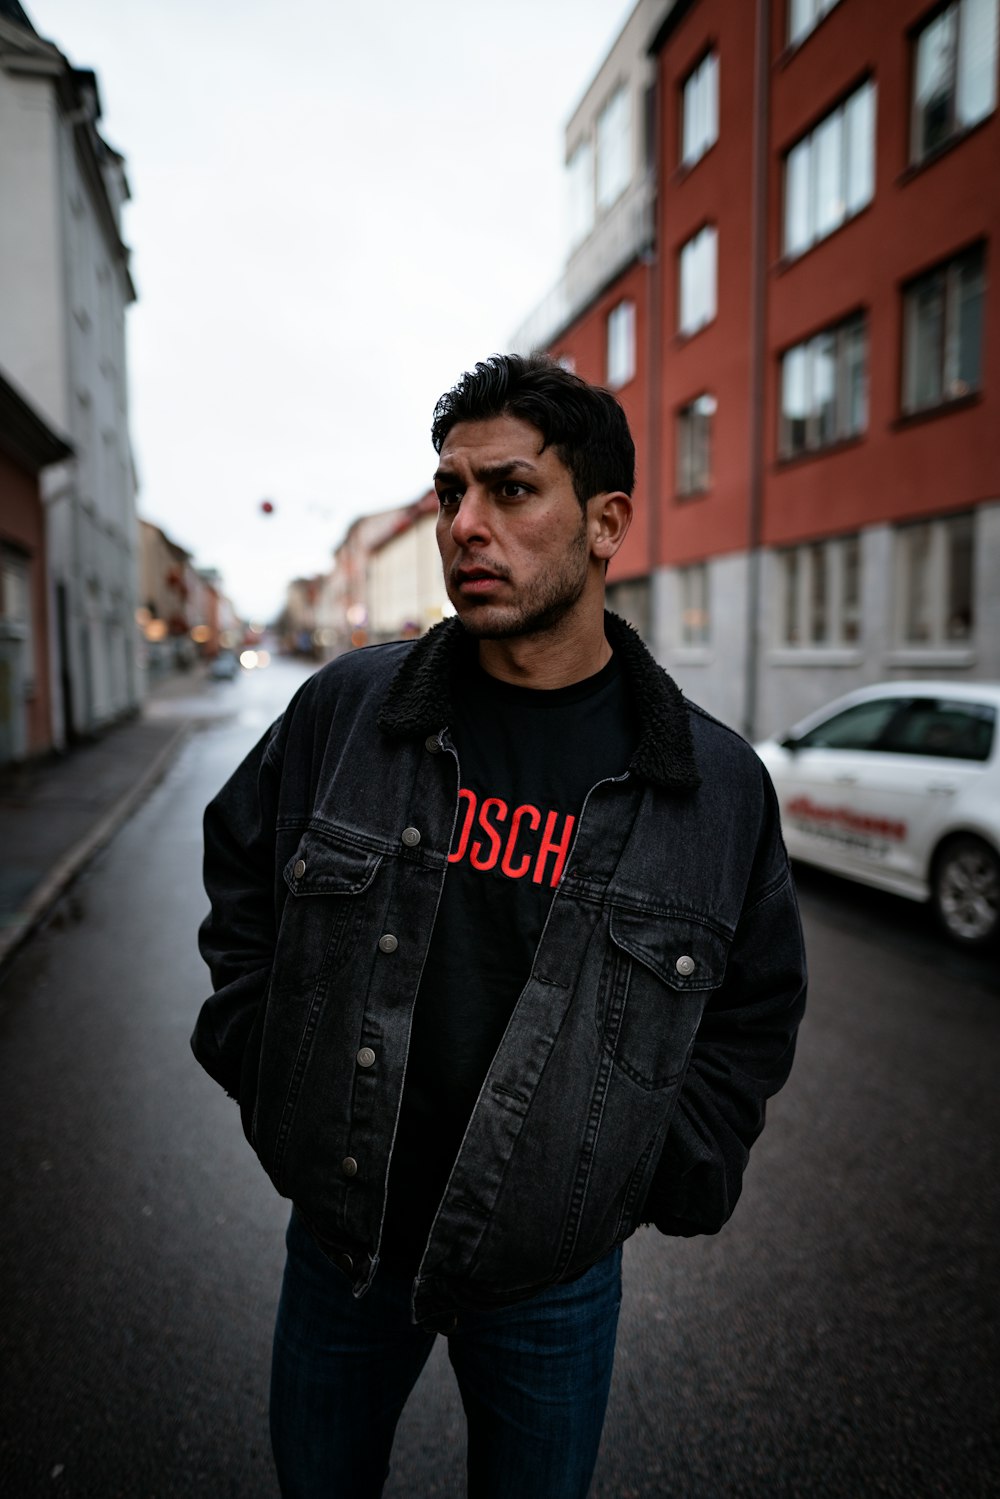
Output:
top-left (606, 300), bottom-right (636, 389)
top-left (676, 393), bottom-right (716, 495)
top-left (678, 225), bottom-right (718, 336)
top-left (783, 79), bottom-right (876, 259)
top-left (679, 563), bottom-right (711, 647)
top-left (788, 0), bottom-right (841, 47)
top-left (911, 0), bottom-right (999, 163)
top-left (893, 513), bottom-right (975, 648)
top-left (779, 312), bottom-right (867, 457)
top-left (681, 52), bottom-right (719, 168)
top-left (776, 534), bottom-right (861, 648)
top-left (902, 244), bottom-right (985, 413)
top-left (596, 86), bottom-right (631, 212)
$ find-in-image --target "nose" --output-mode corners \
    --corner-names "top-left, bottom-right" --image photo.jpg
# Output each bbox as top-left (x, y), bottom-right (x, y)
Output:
top-left (447, 487), bottom-right (492, 549)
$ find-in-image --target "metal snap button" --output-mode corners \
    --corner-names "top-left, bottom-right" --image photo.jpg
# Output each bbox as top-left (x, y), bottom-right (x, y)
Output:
top-left (401, 827), bottom-right (421, 847)
top-left (675, 954), bottom-right (696, 977)
top-left (378, 933), bottom-right (398, 954)
top-left (424, 735), bottom-right (442, 754)
top-left (341, 1157), bottom-right (358, 1178)
top-left (293, 858), bottom-right (306, 879)
top-left (356, 1047), bottom-right (376, 1068)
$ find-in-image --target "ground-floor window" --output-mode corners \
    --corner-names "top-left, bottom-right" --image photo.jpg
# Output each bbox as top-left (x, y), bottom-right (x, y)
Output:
top-left (679, 562), bottom-right (710, 646)
top-left (893, 512), bottom-right (974, 645)
top-left (776, 533), bottom-right (860, 646)
top-left (0, 546), bottom-right (34, 693)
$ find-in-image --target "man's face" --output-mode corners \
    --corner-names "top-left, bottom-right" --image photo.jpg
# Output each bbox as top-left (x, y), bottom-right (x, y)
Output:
top-left (434, 413), bottom-right (594, 641)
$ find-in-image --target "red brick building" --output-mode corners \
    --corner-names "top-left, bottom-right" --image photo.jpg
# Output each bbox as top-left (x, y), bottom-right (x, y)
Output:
top-left (518, 0), bottom-right (1000, 736)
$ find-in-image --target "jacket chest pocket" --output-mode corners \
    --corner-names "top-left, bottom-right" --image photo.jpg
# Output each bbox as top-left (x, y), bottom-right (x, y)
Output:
top-left (272, 831), bottom-right (384, 997)
top-left (596, 908), bottom-right (729, 1091)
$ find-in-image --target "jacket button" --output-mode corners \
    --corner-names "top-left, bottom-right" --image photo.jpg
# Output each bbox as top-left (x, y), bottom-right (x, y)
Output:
top-left (675, 954), bottom-right (696, 977)
top-left (424, 735), bottom-right (442, 754)
top-left (335, 1252), bottom-right (354, 1275)
top-left (341, 1157), bottom-right (358, 1178)
top-left (356, 1047), bottom-right (376, 1068)
top-left (378, 933), bottom-right (398, 954)
top-left (401, 826), bottom-right (421, 847)
top-left (293, 858), bottom-right (306, 879)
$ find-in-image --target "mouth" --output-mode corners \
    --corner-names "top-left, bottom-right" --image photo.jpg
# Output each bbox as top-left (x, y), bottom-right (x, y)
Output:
top-left (453, 566), bottom-right (507, 595)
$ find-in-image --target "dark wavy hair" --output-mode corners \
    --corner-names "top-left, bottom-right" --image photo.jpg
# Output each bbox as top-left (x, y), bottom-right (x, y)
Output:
top-left (431, 353), bottom-right (635, 507)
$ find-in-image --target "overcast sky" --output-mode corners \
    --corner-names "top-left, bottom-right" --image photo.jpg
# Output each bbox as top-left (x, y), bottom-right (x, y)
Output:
top-left (28, 0), bottom-right (634, 621)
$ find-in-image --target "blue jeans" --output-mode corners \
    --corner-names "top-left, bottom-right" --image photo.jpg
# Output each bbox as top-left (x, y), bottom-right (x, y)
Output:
top-left (270, 1210), bottom-right (623, 1499)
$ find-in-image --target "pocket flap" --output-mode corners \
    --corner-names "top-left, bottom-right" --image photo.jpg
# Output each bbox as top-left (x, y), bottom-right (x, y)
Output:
top-left (609, 908), bottom-right (729, 991)
top-left (283, 830), bottom-right (383, 896)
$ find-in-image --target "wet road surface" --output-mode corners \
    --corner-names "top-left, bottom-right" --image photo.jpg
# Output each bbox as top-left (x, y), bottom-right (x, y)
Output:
top-left (1, 657), bottom-right (997, 1497)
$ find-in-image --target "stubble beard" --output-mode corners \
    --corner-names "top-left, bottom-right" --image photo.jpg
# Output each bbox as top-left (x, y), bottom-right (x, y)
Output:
top-left (450, 520), bottom-right (591, 642)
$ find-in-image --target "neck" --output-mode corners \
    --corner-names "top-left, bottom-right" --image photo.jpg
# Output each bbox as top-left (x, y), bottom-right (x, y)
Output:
top-left (476, 610), bottom-right (611, 689)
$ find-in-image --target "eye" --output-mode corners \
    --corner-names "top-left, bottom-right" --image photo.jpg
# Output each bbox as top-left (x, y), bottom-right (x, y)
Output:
top-left (437, 487), bottom-right (462, 509)
top-left (498, 481), bottom-right (529, 500)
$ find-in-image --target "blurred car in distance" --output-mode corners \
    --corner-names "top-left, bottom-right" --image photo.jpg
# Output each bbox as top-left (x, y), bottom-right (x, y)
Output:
top-left (755, 681), bottom-right (1000, 948)
top-left (209, 650), bottom-right (239, 681)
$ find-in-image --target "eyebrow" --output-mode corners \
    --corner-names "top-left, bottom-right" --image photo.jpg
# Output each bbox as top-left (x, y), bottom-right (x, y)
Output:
top-left (433, 459), bottom-right (541, 487)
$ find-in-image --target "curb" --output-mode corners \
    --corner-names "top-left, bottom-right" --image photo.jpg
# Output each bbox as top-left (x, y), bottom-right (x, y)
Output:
top-left (0, 719), bottom-right (193, 973)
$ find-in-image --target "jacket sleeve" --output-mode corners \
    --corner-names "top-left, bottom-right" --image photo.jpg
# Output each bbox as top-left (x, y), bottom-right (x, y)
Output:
top-left (643, 772), bottom-right (807, 1236)
top-left (190, 718), bottom-right (285, 1098)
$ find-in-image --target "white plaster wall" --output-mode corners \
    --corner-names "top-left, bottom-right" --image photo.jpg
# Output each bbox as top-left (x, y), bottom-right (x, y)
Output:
top-left (369, 514), bottom-right (450, 638)
top-left (0, 74), bottom-right (66, 427)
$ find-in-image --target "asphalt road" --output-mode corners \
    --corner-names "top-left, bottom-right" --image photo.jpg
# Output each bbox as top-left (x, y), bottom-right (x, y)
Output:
top-left (1, 657), bottom-right (997, 1499)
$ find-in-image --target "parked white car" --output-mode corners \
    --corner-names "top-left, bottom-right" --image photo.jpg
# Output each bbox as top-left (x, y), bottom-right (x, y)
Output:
top-left (755, 681), bottom-right (1000, 947)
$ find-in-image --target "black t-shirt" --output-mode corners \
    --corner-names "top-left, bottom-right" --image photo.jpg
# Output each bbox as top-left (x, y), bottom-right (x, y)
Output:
top-left (380, 652), bottom-right (636, 1273)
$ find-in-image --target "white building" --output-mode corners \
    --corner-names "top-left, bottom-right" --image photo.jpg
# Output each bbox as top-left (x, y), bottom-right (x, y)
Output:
top-left (367, 493), bottom-right (452, 643)
top-left (0, 3), bottom-right (140, 744)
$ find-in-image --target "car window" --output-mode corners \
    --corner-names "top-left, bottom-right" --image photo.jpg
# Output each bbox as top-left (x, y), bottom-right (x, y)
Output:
top-left (878, 699), bottom-right (996, 762)
top-left (795, 698), bottom-right (908, 751)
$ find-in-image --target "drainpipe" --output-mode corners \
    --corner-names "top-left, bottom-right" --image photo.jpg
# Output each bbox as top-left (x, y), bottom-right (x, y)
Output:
top-left (646, 60), bottom-right (664, 651)
top-left (743, 0), bottom-right (770, 740)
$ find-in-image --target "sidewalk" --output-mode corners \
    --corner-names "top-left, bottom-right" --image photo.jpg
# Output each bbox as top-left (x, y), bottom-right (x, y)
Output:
top-left (0, 669), bottom-right (210, 970)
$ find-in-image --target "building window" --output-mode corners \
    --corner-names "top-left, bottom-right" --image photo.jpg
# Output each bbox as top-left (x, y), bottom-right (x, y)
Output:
top-left (788, 0), bottom-right (841, 47)
top-left (679, 563), bottom-right (710, 646)
top-left (778, 534), bottom-right (861, 646)
top-left (682, 52), bottom-right (719, 168)
top-left (596, 86), bottom-right (631, 212)
top-left (780, 313), bottom-right (867, 457)
top-left (679, 225), bottom-right (717, 336)
top-left (783, 80), bottom-right (875, 258)
top-left (0, 547), bottom-right (34, 693)
top-left (902, 244), bottom-right (984, 413)
top-left (606, 301), bottom-right (636, 389)
top-left (568, 139), bottom-right (595, 248)
top-left (676, 394), bottom-right (715, 495)
top-left (894, 513), bottom-right (974, 645)
top-left (912, 0), bottom-right (998, 163)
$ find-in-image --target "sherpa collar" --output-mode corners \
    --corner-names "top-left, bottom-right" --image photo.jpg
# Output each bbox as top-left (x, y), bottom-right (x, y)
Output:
top-left (376, 611), bottom-right (700, 795)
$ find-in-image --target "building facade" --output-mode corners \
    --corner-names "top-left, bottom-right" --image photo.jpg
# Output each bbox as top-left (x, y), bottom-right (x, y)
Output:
top-left (0, 367), bottom-right (72, 762)
top-left (0, 4), bottom-right (140, 744)
top-left (367, 492), bottom-right (452, 643)
top-left (516, 0), bottom-right (1000, 737)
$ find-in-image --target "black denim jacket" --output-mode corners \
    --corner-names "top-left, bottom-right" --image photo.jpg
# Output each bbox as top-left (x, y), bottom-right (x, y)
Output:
top-left (193, 613), bottom-right (806, 1328)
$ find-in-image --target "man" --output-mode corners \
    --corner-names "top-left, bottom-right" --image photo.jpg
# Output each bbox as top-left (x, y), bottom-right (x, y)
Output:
top-left (193, 354), bottom-right (807, 1499)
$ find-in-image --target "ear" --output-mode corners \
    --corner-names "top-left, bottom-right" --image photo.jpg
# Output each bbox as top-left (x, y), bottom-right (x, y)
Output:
top-left (588, 492), bottom-right (633, 563)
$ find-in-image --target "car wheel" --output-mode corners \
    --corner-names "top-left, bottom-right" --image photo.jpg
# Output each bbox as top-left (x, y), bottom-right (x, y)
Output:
top-left (931, 835), bottom-right (1000, 948)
